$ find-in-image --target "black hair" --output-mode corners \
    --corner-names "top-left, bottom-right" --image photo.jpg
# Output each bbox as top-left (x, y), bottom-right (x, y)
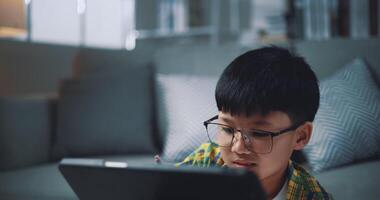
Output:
top-left (215, 46), bottom-right (319, 125)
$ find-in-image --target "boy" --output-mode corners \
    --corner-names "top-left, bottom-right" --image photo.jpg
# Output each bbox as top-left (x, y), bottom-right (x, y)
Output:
top-left (176, 46), bottom-right (332, 199)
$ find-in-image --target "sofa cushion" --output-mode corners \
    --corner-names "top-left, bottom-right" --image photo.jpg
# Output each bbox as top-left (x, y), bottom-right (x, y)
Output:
top-left (0, 163), bottom-right (77, 200)
top-left (303, 59), bottom-right (380, 172)
top-left (315, 160), bottom-right (380, 200)
top-left (54, 66), bottom-right (157, 157)
top-left (0, 96), bottom-right (54, 170)
top-left (157, 74), bottom-right (218, 162)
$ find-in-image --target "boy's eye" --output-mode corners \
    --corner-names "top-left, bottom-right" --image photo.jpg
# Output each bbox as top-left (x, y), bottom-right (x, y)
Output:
top-left (248, 131), bottom-right (270, 138)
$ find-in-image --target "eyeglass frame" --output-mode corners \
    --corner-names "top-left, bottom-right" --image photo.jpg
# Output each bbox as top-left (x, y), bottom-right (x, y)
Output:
top-left (203, 115), bottom-right (304, 154)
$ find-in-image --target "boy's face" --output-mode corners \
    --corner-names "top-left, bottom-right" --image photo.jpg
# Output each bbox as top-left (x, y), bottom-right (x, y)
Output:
top-left (218, 111), bottom-right (310, 181)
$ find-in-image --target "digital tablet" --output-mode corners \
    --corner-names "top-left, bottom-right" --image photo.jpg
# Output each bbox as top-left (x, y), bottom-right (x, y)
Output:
top-left (59, 158), bottom-right (266, 200)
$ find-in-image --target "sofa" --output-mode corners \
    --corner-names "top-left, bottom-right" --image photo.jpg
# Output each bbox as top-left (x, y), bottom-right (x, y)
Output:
top-left (0, 38), bottom-right (379, 200)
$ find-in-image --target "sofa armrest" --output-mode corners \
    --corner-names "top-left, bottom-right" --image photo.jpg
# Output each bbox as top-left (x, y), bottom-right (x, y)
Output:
top-left (0, 95), bottom-right (56, 171)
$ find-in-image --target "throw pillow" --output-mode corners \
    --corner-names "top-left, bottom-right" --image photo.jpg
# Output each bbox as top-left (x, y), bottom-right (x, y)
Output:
top-left (157, 74), bottom-right (218, 162)
top-left (54, 67), bottom-right (157, 157)
top-left (303, 58), bottom-right (380, 172)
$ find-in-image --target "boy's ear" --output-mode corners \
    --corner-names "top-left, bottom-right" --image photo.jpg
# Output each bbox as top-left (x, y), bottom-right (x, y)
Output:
top-left (293, 122), bottom-right (313, 150)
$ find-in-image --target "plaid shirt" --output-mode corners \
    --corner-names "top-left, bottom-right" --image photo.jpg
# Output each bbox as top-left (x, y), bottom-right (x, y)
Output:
top-left (177, 143), bottom-right (333, 200)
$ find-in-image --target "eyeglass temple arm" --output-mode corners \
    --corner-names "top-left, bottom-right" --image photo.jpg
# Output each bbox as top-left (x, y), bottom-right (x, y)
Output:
top-left (272, 122), bottom-right (305, 137)
top-left (203, 115), bottom-right (219, 125)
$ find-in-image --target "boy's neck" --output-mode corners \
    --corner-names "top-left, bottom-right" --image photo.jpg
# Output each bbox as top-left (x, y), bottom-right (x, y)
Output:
top-left (260, 165), bottom-right (288, 199)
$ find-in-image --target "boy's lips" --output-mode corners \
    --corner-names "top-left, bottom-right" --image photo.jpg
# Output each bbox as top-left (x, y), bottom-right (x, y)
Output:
top-left (232, 160), bottom-right (257, 168)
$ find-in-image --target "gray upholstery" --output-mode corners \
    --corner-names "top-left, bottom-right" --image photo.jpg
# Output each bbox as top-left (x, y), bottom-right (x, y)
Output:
top-left (0, 96), bottom-right (53, 170)
top-left (294, 38), bottom-right (380, 82)
top-left (315, 160), bottom-right (380, 200)
top-left (0, 163), bottom-right (77, 200)
top-left (54, 67), bottom-right (157, 157)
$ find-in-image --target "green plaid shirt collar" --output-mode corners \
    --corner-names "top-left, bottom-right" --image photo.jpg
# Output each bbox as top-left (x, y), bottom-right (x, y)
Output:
top-left (286, 160), bottom-right (333, 200)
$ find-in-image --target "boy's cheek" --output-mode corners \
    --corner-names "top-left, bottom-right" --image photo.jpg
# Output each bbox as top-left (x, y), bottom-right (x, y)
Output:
top-left (220, 149), bottom-right (233, 166)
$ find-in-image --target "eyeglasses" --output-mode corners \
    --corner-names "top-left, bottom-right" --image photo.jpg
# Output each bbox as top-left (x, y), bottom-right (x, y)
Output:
top-left (203, 115), bottom-right (302, 154)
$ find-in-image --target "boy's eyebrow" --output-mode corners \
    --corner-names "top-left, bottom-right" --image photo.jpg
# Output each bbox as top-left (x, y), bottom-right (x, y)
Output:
top-left (219, 116), bottom-right (233, 124)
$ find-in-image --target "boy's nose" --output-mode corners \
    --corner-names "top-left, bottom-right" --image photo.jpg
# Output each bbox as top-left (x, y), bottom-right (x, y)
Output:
top-left (231, 133), bottom-right (251, 154)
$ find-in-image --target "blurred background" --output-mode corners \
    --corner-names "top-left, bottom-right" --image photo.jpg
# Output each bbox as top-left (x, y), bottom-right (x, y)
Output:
top-left (0, 0), bottom-right (379, 95)
top-left (2, 0), bottom-right (379, 46)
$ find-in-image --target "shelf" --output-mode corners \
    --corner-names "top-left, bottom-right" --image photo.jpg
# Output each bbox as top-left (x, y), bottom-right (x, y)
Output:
top-left (135, 26), bottom-right (215, 39)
